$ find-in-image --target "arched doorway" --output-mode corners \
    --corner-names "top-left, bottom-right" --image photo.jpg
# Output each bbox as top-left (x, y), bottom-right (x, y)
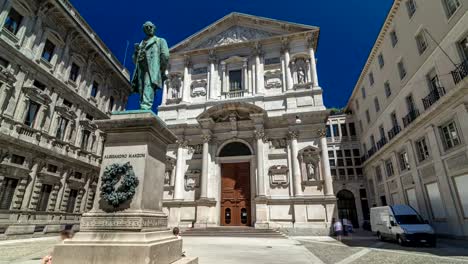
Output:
top-left (219, 142), bottom-right (252, 226)
top-left (337, 189), bottom-right (359, 228)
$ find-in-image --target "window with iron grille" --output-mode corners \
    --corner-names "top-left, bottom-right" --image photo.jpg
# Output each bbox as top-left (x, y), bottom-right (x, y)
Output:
top-left (390, 30), bottom-right (398, 47)
top-left (398, 60), bottom-right (407, 79)
top-left (229, 70), bottom-right (242, 91)
top-left (374, 97), bottom-right (380, 112)
top-left (442, 0), bottom-right (461, 18)
top-left (415, 137), bottom-right (430, 162)
top-left (406, 0), bottom-right (417, 18)
top-left (378, 53), bottom-right (385, 68)
top-left (385, 159), bottom-right (394, 177)
top-left (398, 151), bottom-right (411, 171)
top-left (0, 178), bottom-right (18, 209)
top-left (36, 184), bottom-right (52, 211)
top-left (416, 31), bottom-right (428, 54)
top-left (439, 120), bottom-right (461, 150)
top-left (384, 81), bottom-right (392, 97)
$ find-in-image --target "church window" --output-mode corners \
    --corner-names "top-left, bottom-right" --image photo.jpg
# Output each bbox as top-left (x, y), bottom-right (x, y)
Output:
top-left (91, 81), bottom-right (99, 97)
top-left (24, 101), bottom-right (40, 127)
top-left (41, 40), bottom-right (56, 62)
top-left (229, 70), bottom-right (242, 91)
top-left (56, 116), bottom-right (69, 140)
top-left (81, 130), bottom-right (91, 150)
top-left (69, 63), bottom-right (80, 82)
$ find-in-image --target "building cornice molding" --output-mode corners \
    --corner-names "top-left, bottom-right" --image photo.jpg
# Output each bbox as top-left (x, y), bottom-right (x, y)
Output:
top-left (345, 0), bottom-right (402, 110)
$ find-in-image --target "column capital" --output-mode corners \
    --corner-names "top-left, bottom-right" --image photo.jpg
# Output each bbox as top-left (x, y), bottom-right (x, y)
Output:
top-left (280, 37), bottom-right (290, 53)
top-left (201, 134), bottom-right (212, 143)
top-left (306, 33), bottom-right (315, 49)
top-left (254, 129), bottom-right (266, 141)
top-left (288, 130), bottom-right (300, 140)
top-left (176, 138), bottom-right (189, 148)
top-left (317, 128), bottom-right (327, 138)
top-left (251, 41), bottom-right (264, 57)
top-left (184, 55), bottom-right (192, 68)
top-left (208, 49), bottom-right (217, 64)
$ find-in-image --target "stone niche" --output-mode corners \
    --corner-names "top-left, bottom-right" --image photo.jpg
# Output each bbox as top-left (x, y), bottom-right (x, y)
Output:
top-left (299, 147), bottom-right (323, 186)
top-left (269, 165), bottom-right (289, 187)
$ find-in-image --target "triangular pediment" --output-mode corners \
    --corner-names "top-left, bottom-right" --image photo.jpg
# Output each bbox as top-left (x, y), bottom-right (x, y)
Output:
top-left (171, 12), bottom-right (318, 53)
top-left (194, 25), bottom-right (277, 49)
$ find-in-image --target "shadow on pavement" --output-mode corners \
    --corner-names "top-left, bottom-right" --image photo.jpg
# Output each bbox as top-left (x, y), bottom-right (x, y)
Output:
top-left (335, 229), bottom-right (468, 259)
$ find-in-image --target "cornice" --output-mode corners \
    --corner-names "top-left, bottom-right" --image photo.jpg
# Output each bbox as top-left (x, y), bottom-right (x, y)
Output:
top-left (345, 0), bottom-right (402, 110)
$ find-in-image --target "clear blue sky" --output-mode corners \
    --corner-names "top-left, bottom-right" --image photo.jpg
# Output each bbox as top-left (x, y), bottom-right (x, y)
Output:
top-left (70, 0), bottom-right (393, 111)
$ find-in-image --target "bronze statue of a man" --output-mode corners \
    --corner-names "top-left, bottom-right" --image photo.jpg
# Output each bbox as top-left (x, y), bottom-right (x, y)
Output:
top-left (131, 21), bottom-right (170, 110)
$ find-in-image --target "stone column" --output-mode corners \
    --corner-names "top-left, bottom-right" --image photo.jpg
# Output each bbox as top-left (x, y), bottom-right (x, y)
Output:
top-left (79, 176), bottom-right (91, 212)
top-left (254, 129), bottom-right (266, 197)
top-left (242, 60), bottom-right (248, 93)
top-left (307, 35), bottom-right (319, 87)
top-left (54, 169), bottom-right (69, 212)
top-left (173, 139), bottom-right (187, 200)
top-left (161, 80), bottom-right (168, 106)
top-left (220, 61), bottom-right (227, 95)
top-left (200, 134), bottom-right (211, 199)
top-left (289, 130), bottom-right (302, 196)
top-left (253, 43), bottom-right (264, 94)
top-left (208, 50), bottom-right (217, 100)
top-left (282, 39), bottom-right (293, 91)
top-left (319, 130), bottom-right (334, 196)
top-left (21, 159), bottom-right (42, 210)
top-left (181, 56), bottom-right (191, 102)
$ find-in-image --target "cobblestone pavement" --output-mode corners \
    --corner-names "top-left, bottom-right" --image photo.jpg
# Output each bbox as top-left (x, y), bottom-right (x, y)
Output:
top-left (296, 232), bottom-right (468, 264)
top-left (1, 233), bottom-right (468, 264)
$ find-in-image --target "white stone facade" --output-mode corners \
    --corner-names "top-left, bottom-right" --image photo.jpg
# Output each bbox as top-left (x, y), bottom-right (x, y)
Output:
top-left (0, 0), bottom-right (130, 238)
top-left (158, 13), bottom-right (336, 232)
top-left (347, 0), bottom-right (468, 238)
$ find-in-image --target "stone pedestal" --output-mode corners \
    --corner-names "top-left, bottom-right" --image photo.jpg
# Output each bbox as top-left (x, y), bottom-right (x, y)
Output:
top-left (53, 111), bottom-right (198, 264)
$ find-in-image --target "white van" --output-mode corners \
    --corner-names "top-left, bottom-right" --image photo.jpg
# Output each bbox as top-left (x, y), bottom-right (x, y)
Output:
top-left (370, 205), bottom-right (436, 246)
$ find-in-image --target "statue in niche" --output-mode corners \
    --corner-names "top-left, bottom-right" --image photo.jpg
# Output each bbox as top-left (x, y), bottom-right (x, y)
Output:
top-left (306, 162), bottom-right (316, 181)
top-left (131, 21), bottom-right (170, 110)
top-left (169, 74), bottom-right (182, 99)
top-left (297, 66), bottom-right (306, 84)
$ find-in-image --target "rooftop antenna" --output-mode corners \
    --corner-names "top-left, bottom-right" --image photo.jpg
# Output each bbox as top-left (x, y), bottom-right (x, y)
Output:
top-left (123, 40), bottom-right (130, 68)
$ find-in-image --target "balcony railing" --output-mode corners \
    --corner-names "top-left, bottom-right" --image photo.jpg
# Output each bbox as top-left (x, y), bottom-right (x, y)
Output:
top-left (422, 86), bottom-right (446, 110)
top-left (376, 137), bottom-right (388, 150)
top-left (402, 109), bottom-right (420, 128)
top-left (367, 145), bottom-right (377, 158)
top-left (388, 125), bottom-right (401, 140)
top-left (451, 59), bottom-right (468, 84)
top-left (224, 90), bottom-right (245, 99)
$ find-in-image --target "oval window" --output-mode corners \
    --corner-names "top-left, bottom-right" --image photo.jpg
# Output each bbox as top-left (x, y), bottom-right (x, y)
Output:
top-left (225, 208), bottom-right (231, 224)
top-left (241, 208), bottom-right (248, 224)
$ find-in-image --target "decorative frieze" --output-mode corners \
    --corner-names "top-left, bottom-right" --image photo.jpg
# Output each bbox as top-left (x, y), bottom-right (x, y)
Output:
top-left (264, 69), bottom-right (282, 89)
top-left (80, 216), bottom-right (168, 231)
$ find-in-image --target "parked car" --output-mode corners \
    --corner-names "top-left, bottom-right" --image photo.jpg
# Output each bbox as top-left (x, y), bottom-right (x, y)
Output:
top-left (370, 205), bottom-right (436, 247)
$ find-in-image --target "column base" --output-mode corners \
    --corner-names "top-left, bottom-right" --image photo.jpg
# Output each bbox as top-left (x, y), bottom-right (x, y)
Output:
top-left (195, 198), bottom-right (217, 228)
top-left (53, 230), bottom-right (198, 264)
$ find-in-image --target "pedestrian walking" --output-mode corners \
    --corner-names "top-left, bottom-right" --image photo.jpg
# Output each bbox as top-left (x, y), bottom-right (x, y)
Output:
top-left (332, 218), bottom-right (343, 241)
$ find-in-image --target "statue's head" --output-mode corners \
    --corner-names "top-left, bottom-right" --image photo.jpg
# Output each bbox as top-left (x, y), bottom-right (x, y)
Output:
top-left (142, 21), bottom-right (156, 36)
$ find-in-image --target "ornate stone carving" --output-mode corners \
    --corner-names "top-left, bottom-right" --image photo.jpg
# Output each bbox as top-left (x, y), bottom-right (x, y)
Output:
top-left (254, 129), bottom-right (267, 142)
top-left (80, 216), bottom-right (168, 231)
top-left (184, 170), bottom-right (200, 190)
top-left (264, 69), bottom-right (282, 89)
top-left (317, 128), bottom-right (327, 138)
top-left (176, 138), bottom-right (189, 148)
top-left (79, 119), bottom-right (97, 131)
top-left (269, 138), bottom-right (287, 149)
top-left (22, 86), bottom-right (52, 106)
top-left (189, 144), bottom-right (203, 155)
top-left (202, 134), bottom-right (212, 143)
top-left (208, 49), bottom-right (217, 64)
top-left (288, 130), bottom-right (299, 140)
top-left (280, 37), bottom-right (290, 53)
top-left (190, 80), bottom-right (207, 97)
top-left (196, 26), bottom-right (275, 49)
top-left (0, 68), bottom-right (16, 84)
top-left (251, 41), bottom-right (264, 56)
top-left (268, 165), bottom-right (289, 187)
top-left (55, 105), bottom-right (77, 120)
top-left (300, 147), bottom-right (321, 182)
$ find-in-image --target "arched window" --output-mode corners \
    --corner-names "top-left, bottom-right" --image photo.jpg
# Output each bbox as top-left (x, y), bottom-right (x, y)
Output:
top-left (219, 142), bottom-right (251, 157)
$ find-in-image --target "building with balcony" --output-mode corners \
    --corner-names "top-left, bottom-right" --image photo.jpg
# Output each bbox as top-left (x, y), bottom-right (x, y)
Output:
top-left (158, 13), bottom-right (336, 232)
top-left (0, 0), bottom-right (130, 238)
top-left (347, 0), bottom-right (468, 238)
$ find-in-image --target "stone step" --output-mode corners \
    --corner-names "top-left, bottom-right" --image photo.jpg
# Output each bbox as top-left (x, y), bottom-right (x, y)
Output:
top-left (181, 227), bottom-right (285, 238)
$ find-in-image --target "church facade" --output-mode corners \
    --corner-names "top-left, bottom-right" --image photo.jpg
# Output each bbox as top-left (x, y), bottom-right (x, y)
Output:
top-left (158, 13), bottom-right (336, 232)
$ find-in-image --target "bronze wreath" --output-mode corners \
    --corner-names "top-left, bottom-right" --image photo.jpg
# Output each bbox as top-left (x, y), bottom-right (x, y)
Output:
top-left (100, 162), bottom-right (139, 207)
